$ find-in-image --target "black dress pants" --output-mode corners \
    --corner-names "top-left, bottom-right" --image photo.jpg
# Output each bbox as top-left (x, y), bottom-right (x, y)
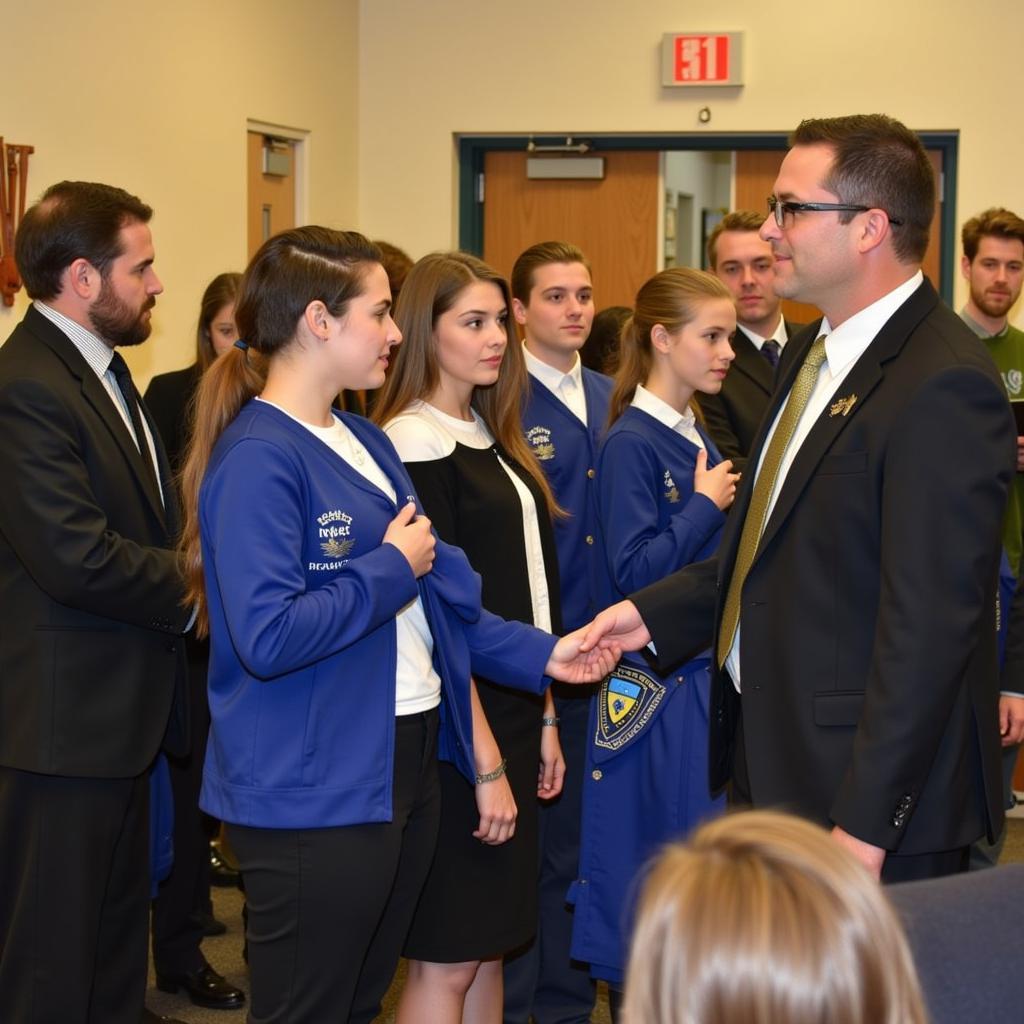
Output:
top-left (228, 708), bottom-right (441, 1024)
top-left (151, 654), bottom-right (211, 975)
top-left (0, 766), bottom-right (150, 1024)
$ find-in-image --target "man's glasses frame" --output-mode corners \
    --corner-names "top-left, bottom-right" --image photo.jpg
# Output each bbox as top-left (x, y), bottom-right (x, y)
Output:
top-left (767, 196), bottom-right (903, 228)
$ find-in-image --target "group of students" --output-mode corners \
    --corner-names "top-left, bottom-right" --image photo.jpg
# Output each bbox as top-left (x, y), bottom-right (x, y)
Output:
top-left (166, 228), bottom-right (755, 1023)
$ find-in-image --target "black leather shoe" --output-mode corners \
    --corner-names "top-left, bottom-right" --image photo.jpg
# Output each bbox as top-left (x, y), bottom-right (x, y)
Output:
top-left (155, 964), bottom-right (246, 1010)
top-left (142, 1010), bottom-right (189, 1024)
top-left (190, 908), bottom-right (228, 936)
top-left (209, 842), bottom-right (242, 888)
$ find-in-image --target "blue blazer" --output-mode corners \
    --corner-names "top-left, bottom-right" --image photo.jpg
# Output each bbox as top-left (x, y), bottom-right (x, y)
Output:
top-left (522, 368), bottom-right (616, 630)
top-left (198, 401), bottom-right (556, 830)
top-left (570, 405), bottom-right (727, 983)
top-left (598, 406), bottom-right (725, 597)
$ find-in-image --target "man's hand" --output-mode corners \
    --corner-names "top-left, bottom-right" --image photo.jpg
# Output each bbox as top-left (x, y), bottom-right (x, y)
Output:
top-left (578, 600), bottom-right (651, 655)
top-left (1016, 435), bottom-right (1024, 473)
top-left (831, 825), bottom-right (886, 880)
top-left (546, 625), bottom-right (620, 683)
top-left (999, 694), bottom-right (1024, 746)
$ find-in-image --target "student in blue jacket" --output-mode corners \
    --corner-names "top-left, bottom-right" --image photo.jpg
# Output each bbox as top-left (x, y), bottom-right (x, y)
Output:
top-left (569, 267), bottom-right (740, 1004)
top-left (505, 241), bottom-right (613, 1024)
top-left (176, 227), bottom-right (616, 1024)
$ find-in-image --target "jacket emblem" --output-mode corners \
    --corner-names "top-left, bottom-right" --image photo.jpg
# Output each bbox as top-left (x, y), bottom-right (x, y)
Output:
top-left (595, 664), bottom-right (666, 752)
top-left (525, 424), bottom-right (556, 461)
top-left (663, 470), bottom-right (680, 504)
top-left (312, 509), bottom-right (355, 569)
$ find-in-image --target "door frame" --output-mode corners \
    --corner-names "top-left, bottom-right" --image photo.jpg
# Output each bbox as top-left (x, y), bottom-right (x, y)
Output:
top-left (457, 132), bottom-right (958, 302)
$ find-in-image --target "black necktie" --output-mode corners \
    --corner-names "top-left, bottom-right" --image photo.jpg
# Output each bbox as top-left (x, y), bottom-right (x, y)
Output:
top-left (761, 338), bottom-right (781, 368)
top-left (108, 351), bottom-right (159, 494)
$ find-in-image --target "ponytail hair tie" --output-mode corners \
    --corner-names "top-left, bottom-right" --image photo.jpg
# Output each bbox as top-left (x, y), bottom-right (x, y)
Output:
top-left (233, 338), bottom-right (249, 351)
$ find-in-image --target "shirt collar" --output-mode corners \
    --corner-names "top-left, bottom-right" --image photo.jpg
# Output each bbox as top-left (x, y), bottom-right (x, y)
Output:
top-left (739, 316), bottom-right (789, 350)
top-left (523, 343), bottom-right (582, 394)
top-left (959, 306), bottom-right (1009, 340)
top-left (819, 270), bottom-right (923, 376)
top-left (34, 300), bottom-right (116, 379)
top-left (631, 383), bottom-right (694, 433)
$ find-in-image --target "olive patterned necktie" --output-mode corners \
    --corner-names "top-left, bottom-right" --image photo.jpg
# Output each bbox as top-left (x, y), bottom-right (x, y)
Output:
top-left (717, 335), bottom-right (828, 668)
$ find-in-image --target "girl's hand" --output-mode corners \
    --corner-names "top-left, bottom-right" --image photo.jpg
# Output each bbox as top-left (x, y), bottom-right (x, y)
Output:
top-left (538, 725), bottom-right (565, 800)
top-left (473, 770), bottom-right (517, 845)
top-left (693, 449), bottom-right (740, 511)
top-left (383, 502), bottom-right (435, 577)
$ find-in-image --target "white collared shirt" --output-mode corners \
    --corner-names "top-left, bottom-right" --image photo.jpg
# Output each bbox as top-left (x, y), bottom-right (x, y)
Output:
top-left (34, 301), bottom-right (163, 504)
top-left (631, 384), bottom-right (704, 450)
top-left (523, 344), bottom-right (587, 425)
top-left (725, 271), bottom-right (924, 687)
top-left (739, 315), bottom-right (789, 353)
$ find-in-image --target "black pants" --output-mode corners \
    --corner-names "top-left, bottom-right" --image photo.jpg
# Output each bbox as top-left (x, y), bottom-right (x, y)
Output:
top-left (228, 708), bottom-right (441, 1024)
top-left (503, 686), bottom-right (597, 1024)
top-left (151, 655), bottom-right (211, 975)
top-left (0, 766), bottom-right (150, 1024)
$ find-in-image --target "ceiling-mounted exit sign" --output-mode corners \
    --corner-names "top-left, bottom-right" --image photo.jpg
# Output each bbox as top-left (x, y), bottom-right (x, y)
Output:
top-left (662, 32), bottom-right (744, 87)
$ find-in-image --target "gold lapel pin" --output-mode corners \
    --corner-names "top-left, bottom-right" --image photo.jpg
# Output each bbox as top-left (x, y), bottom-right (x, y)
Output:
top-left (829, 394), bottom-right (858, 418)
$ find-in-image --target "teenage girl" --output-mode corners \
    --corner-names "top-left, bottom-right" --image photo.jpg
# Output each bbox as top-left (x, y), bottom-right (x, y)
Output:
top-left (570, 267), bottom-right (739, 1002)
top-left (178, 229), bottom-right (613, 1024)
top-left (374, 251), bottom-right (565, 1023)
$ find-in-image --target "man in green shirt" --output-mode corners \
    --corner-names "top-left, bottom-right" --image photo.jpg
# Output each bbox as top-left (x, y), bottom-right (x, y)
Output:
top-left (960, 207), bottom-right (1024, 866)
top-left (960, 207), bottom-right (1024, 574)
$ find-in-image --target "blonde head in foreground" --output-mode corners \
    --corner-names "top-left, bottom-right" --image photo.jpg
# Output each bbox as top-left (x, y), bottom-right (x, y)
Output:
top-left (622, 811), bottom-right (928, 1024)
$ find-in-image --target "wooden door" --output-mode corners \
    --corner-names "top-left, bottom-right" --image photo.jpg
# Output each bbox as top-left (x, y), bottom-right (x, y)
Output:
top-left (482, 150), bottom-right (659, 310)
top-left (735, 149), bottom-right (945, 328)
top-left (247, 132), bottom-right (296, 259)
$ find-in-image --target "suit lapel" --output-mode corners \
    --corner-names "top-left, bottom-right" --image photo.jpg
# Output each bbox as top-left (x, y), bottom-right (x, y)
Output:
top-left (753, 279), bottom-right (938, 560)
top-left (731, 328), bottom-right (774, 394)
top-left (27, 308), bottom-right (168, 528)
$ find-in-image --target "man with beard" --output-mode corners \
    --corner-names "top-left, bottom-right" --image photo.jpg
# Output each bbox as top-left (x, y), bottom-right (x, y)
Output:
top-left (0, 181), bottom-right (194, 1024)
top-left (960, 208), bottom-right (1024, 573)
top-left (958, 208), bottom-right (1024, 871)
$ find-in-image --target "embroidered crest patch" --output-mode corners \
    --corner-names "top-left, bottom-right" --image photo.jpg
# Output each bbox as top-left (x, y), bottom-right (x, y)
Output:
top-left (663, 469), bottom-right (680, 504)
top-left (525, 424), bottom-right (556, 461)
top-left (595, 663), bottom-right (666, 751)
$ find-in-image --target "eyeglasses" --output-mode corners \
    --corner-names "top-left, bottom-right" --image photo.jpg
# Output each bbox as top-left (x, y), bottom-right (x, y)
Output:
top-left (766, 196), bottom-right (903, 228)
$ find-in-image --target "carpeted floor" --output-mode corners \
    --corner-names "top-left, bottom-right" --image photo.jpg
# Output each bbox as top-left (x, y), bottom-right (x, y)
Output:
top-left (146, 818), bottom-right (1024, 1023)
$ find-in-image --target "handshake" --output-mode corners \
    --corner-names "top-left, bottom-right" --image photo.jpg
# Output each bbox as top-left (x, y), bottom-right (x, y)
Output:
top-left (544, 600), bottom-right (650, 683)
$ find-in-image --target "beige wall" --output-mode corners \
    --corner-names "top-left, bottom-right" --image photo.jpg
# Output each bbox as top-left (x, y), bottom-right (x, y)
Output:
top-left (1, 0), bottom-right (360, 385)
top-left (6, 0), bottom-right (1024, 376)
top-left (357, 0), bottom-right (1024, 320)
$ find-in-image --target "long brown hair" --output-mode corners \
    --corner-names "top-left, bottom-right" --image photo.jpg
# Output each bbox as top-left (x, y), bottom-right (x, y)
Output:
top-left (195, 272), bottom-right (242, 371)
top-left (624, 811), bottom-right (928, 1024)
top-left (179, 227), bottom-right (382, 636)
top-left (609, 267), bottom-right (732, 425)
top-left (373, 251), bottom-right (558, 517)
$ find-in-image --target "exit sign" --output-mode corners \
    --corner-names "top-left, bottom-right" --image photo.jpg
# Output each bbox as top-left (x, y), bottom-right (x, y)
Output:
top-left (662, 32), bottom-right (743, 87)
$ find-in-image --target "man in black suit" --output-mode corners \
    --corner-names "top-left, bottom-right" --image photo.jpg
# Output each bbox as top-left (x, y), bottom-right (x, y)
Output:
top-left (0, 181), bottom-right (193, 1023)
top-left (701, 210), bottom-right (803, 469)
top-left (584, 114), bottom-right (1015, 883)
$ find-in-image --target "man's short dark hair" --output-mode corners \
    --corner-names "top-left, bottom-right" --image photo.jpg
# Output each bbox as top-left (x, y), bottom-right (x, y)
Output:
top-left (15, 181), bottom-right (153, 301)
top-left (706, 210), bottom-right (766, 269)
top-left (961, 208), bottom-right (1024, 262)
top-left (791, 114), bottom-right (934, 264)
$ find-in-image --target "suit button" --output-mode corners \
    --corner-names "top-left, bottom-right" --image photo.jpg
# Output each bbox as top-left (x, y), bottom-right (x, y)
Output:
top-left (587, 468), bottom-right (596, 479)
top-left (585, 535), bottom-right (594, 545)
top-left (166, 642), bottom-right (177, 653)
top-left (591, 769), bottom-right (603, 781)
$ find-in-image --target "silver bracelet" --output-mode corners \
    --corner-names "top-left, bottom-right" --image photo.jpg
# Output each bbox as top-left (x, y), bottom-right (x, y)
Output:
top-left (541, 716), bottom-right (560, 727)
top-left (475, 758), bottom-right (508, 784)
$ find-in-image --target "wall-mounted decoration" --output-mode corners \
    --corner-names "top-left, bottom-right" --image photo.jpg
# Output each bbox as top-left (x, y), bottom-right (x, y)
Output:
top-left (0, 138), bottom-right (34, 306)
